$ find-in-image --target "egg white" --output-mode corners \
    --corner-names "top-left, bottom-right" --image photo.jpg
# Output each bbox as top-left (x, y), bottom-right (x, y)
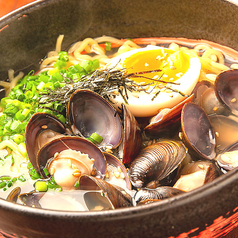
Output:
top-left (107, 46), bottom-right (201, 117)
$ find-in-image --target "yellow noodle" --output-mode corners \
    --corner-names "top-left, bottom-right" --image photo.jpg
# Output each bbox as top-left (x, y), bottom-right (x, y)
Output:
top-left (202, 48), bottom-right (225, 65)
top-left (210, 60), bottom-right (229, 71)
top-left (73, 38), bottom-right (104, 55)
top-left (170, 44), bottom-right (179, 51)
top-left (194, 44), bottom-right (211, 52)
top-left (68, 41), bottom-right (83, 54)
top-left (11, 151), bottom-right (25, 173)
top-left (198, 70), bottom-right (208, 81)
top-left (199, 57), bottom-right (226, 74)
top-left (90, 43), bottom-right (105, 55)
top-left (205, 73), bottom-right (217, 83)
top-left (121, 40), bottom-right (141, 49)
top-left (40, 55), bottom-right (60, 69)
top-left (0, 140), bottom-right (24, 156)
top-left (0, 81), bottom-right (11, 89)
top-left (94, 36), bottom-right (125, 44)
top-left (55, 34), bottom-right (64, 53)
top-left (0, 70), bottom-right (24, 96)
top-left (231, 63), bottom-right (238, 69)
top-left (47, 51), bottom-right (59, 58)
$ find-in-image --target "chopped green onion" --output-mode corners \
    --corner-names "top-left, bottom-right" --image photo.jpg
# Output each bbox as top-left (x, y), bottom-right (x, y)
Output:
top-left (10, 120), bottom-right (21, 131)
top-left (43, 168), bottom-right (49, 177)
top-left (18, 175), bottom-right (26, 182)
top-left (28, 162), bottom-right (41, 180)
top-left (13, 134), bottom-right (25, 144)
top-left (74, 180), bottom-right (79, 189)
top-left (88, 132), bottom-right (103, 144)
top-left (37, 81), bottom-right (45, 91)
top-left (25, 91), bottom-right (33, 99)
top-left (105, 42), bottom-right (111, 51)
top-left (0, 182), bottom-right (7, 189)
top-left (4, 104), bottom-right (19, 117)
top-left (56, 114), bottom-right (66, 124)
top-left (35, 181), bottom-right (48, 192)
top-left (7, 181), bottom-right (13, 187)
top-left (0, 176), bottom-right (11, 181)
top-left (47, 177), bottom-right (62, 191)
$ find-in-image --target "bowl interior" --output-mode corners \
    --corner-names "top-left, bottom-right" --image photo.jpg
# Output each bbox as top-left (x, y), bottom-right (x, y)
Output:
top-left (1, 0), bottom-right (238, 237)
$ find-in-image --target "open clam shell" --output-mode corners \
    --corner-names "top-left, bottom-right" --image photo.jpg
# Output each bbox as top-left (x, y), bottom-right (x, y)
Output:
top-left (209, 114), bottom-right (238, 152)
top-left (215, 69), bottom-right (238, 116)
top-left (36, 136), bottom-right (107, 179)
top-left (25, 113), bottom-right (67, 174)
top-left (121, 104), bottom-right (142, 165)
top-left (192, 80), bottom-right (226, 116)
top-left (173, 160), bottom-right (221, 192)
top-left (144, 95), bottom-right (193, 138)
top-left (216, 141), bottom-right (238, 172)
top-left (68, 89), bottom-right (122, 149)
top-left (181, 102), bottom-right (216, 160)
top-left (19, 192), bottom-right (45, 208)
top-left (134, 186), bottom-right (185, 205)
top-left (103, 152), bottom-right (131, 190)
top-left (79, 175), bottom-right (133, 209)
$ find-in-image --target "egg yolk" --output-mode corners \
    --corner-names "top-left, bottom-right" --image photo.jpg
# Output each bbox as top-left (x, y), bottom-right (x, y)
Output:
top-left (122, 48), bottom-right (190, 85)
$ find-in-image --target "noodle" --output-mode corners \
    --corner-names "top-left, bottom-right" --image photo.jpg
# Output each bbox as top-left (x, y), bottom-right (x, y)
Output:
top-left (55, 34), bottom-right (64, 53)
top-left (0, 70), bottom-right (24, 96)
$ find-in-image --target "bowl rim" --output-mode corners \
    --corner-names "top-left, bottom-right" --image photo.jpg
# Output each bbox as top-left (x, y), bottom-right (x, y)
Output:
top-left (0, 0), bottom-right (238, 220)
top-left (0, 164), bottom-right (236, 220)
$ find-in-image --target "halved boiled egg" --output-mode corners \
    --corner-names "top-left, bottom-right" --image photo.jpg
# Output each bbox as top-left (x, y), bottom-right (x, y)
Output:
top-left (107, 46), bottom-right (201, 117)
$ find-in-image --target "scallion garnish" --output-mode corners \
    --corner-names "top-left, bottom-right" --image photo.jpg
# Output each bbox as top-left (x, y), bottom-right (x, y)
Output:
top-left (34, 181), bottom-right (48, 192)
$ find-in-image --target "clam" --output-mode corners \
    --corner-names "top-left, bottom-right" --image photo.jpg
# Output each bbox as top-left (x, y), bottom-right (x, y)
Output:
top-left (103, 152), bottom-right (131, 190)
top-left (181, 102), bottom-right (216, 160)
top-left (134, 186), bottom-right (185, 205)
top-left (209, 114), bottom-right (238, 152)
top-left (144, 95), bottom-right (193, 138)
top-left (173, 160), bottom-right (221, 192)
top-left (120, 104), bottom-right (142, 165)
top-left (79, 175), bottom-right (133, 209)
top-left (192, 80), bottom-right (226, 116)
top-left (19, 192), bottom-right (45, 208)
top-left (192, 80), bottom-right (213, 106)
top-left (68, 89), bottom-right (122, 149)
top-left (215, 69), bottom-right (238, 116)
top-left (216, 141), bottom-right (238, 172)
top-left (25, 113), bottom-right (67, 174)
top-left (6, 187), bottom-right (21, 203)
top-left (36, 136), bottom-right (107, 190)
top-left (129, 140), bottom-right (187, 188)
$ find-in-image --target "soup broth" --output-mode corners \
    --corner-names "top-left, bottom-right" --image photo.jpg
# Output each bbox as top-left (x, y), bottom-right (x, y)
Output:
top-left (0, 36), bottom-right (238, 210)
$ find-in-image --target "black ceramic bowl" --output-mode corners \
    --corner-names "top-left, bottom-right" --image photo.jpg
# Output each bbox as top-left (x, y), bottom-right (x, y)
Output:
top-left (1, 0), bottom-right (238, 237)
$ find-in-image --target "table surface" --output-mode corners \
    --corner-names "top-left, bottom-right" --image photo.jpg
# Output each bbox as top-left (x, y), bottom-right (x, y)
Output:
top-left (0, 1), bottom-right (238, 237)
top-left (0, 0), bottom-right (34, 18)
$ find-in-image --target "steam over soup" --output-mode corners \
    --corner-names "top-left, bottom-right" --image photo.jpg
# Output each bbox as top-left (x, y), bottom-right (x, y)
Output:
top-left (0, 36), bottom-right (238, 210)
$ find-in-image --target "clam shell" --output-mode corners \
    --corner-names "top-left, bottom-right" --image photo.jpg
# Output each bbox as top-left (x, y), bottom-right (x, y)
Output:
top-left (36, 136), bottom-right (107, 178)
top-left (144, 95), bottom-right (193, 138)
top-left (68, 89), bottom-right (122, 148)
top-left (216, 141), bottom-right (238, 172)
top-left (103, 152), bottom-right (131, 190)
top-left (181, 102), bottom-right (216, 160)
top-left (134, 186), bottom-right (185, 205)
top-left (121, 104), bottom-right (142, 165)
top-left (25, 113), bottom-right (67, 173)
top-left (209, 114), bottom-right (238, 152)
top-left (129, 140), bottom-right (187, 188)
top-left (79, 175), bottom-right (133, 209)
top-left (215, 69), bottom-right (238, 116)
